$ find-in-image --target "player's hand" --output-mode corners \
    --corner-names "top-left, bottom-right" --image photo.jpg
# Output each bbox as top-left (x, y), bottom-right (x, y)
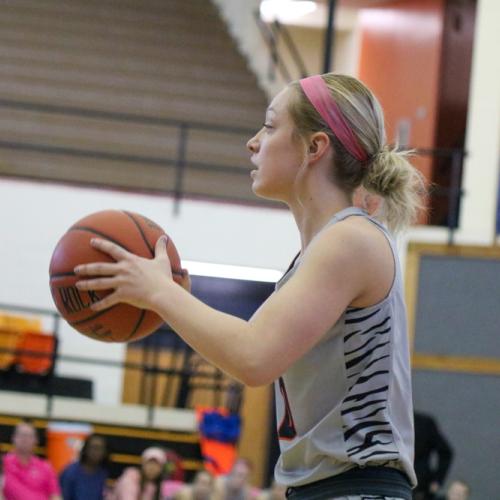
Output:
top-left (74, 235), bottom-right (177, 311)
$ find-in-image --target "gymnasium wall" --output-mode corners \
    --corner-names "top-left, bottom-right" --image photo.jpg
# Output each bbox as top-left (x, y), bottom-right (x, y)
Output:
top-left (357, 0), bottom-right (445, 201)
top-left (275, 24), bottom-right (359, 78)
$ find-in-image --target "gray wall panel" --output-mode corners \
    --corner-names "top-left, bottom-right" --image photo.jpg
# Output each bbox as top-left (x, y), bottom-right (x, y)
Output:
top-left (413, 370), bottom-right (500, 500)
top-left (414, 255), bottom-right (500, 357)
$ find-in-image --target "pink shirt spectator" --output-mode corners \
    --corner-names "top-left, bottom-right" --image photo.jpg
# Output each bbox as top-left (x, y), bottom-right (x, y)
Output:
top-left (2, 452), bottom-right (60, 500)
top-left (161, 479), bottom-right (184, 499)
top-left (110, 467), bottom-right (158, 500)
top-left (110, 468), bottom-right (185, 500)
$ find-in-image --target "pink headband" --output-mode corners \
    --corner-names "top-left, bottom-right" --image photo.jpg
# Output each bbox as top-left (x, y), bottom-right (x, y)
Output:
top-left (299, 75), bottom-right (368, 162)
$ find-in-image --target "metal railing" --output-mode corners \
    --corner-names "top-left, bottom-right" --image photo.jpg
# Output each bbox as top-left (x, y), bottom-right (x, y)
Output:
top-left (0, 302), bottom-right (241, 426)
top-left (0, 98), bottom-right (274, 212)
top-left (253, 10), bottom-right (308, 83)
top-left (414, 147), bottom-right (466, 244)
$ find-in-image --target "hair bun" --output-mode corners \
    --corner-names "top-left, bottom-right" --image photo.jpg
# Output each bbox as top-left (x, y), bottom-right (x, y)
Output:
top-left (364, 146), bottom-right (425, 231)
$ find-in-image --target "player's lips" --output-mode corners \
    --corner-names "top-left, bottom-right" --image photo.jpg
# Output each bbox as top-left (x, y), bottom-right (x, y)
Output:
top-left (250, 157), bottom-right (258, 178)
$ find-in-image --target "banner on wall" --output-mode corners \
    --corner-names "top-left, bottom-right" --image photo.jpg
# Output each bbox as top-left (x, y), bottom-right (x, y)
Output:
top-left (197, 407), bottom-right (241, 475)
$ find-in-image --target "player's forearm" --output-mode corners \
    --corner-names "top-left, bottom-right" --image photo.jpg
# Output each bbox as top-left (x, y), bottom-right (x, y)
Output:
top-left (151, 282), bottom-right (265, 385)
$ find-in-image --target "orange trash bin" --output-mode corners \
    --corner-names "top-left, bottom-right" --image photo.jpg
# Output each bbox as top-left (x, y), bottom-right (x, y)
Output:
top-left (46, 422), bottom-right (93, 473)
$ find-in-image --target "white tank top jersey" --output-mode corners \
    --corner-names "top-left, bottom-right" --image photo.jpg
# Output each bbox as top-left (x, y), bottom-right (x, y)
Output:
top-left (273, 207), bottom-right (417, 488)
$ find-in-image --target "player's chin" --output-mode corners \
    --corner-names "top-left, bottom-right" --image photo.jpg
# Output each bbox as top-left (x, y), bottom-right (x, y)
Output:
top-left (251, 181), bottom-right (284, 203)
top-left (251, 177), bottom-right (268, 198)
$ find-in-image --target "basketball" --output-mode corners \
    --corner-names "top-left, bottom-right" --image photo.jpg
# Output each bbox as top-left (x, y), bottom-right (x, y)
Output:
top-left (49, 210), bottom-right (182, 343)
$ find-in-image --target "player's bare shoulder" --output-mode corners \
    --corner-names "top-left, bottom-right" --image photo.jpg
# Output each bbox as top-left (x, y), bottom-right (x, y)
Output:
top-left (305, 215), bottom-right (380, 265)
top-left (303, 216), bottom-right (395, 307)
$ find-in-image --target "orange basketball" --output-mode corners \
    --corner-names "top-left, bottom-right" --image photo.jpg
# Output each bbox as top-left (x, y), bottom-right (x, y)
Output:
top-left (49, 210), bottom-right (182, 342)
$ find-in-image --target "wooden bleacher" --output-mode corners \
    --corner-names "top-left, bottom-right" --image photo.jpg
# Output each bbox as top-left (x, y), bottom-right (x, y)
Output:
top-left (0, 0), bottom-right (271, 203)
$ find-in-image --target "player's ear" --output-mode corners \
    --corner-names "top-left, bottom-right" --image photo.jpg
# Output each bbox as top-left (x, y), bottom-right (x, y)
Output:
top-left (307, 132), bottom-right (331, 163)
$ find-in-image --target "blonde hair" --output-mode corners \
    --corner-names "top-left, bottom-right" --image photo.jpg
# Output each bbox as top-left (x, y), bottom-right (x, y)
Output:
top-left (288, 73), bottom-right (426, 232)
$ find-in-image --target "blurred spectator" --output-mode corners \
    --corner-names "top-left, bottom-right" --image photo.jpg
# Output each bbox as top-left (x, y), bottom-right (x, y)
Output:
top-left (164, 449), bottom-right (185, 483)
top-left (0, 452), bottom-right (4, 500)
top-left (256, 480), bottom-right (286, 500)
top-left (174, 470), bottom-right (213, 500)
top-left (445, 480), bottom-right (470, 500)
top-left (413, 411), bottom-right (454, 500)
top-left (110, 447), bottom-right (171, 500)
top-left (212, 458), bottom-right (260, 500)
top-left (2, 421), bottom-right (61, 500)
top-left (162, 449), bottom-right (185, 499)
top-left (59, 434), bottom-right (109, 500)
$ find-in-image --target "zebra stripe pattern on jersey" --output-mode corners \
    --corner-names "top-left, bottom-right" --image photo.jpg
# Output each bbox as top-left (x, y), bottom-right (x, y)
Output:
top-left (341, 307), bottom-right (399, 462)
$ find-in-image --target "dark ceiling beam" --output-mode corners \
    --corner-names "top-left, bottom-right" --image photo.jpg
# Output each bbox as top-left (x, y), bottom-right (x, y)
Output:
top-left (322, 0), bottom-right (336, 73)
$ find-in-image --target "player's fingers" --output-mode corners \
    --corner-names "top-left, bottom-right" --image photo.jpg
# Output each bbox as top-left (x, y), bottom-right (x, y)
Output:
top-left (88, 291), bottom-right (120, 311)
top-left (90, 238), bottom-right (129, 261)
top-left (75, 277), bottom-right (118, 291)
top-left (74, 262), bottom-right (119, 276)
top-left (171, 268), bottom-right (184, 278)
top-left (155, 235), bottom-right (169, 258)
top-left (178, 268), bottom-right (191, 292)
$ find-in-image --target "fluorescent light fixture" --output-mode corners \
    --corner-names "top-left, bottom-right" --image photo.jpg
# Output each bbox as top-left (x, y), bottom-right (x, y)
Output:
top-left (260, 0), bottom-right (317, 24)
top-left (182, 260), bottom-right (283, 283)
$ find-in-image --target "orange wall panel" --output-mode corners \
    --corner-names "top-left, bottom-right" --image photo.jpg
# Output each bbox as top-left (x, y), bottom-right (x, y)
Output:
top-left (357, 0), bottom-right (446, 182)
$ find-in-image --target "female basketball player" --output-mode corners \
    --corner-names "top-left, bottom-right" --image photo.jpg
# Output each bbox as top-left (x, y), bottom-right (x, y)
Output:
top-left (75, 73), bottom-right (424, 499)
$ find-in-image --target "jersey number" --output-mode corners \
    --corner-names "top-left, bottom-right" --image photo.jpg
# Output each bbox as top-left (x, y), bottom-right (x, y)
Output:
top-left (278, 377), bottom-right (297, 440)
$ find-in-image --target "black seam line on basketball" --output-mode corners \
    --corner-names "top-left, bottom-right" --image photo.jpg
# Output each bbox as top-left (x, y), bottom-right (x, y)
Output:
top-left (69, 226), bottom-right (133, 253)
top-left (70, 225), bottom-right (183, 275)
top-left (50, 271), bottom-right (77, 278)
top-left (124, 309), bottom-right (147, 342)
top-left (69, 304), bottom-right (120, 326)
top-left (122, 211), bottom-right (156, 257)
top-left (121, 212), bottom-right (183, 275)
